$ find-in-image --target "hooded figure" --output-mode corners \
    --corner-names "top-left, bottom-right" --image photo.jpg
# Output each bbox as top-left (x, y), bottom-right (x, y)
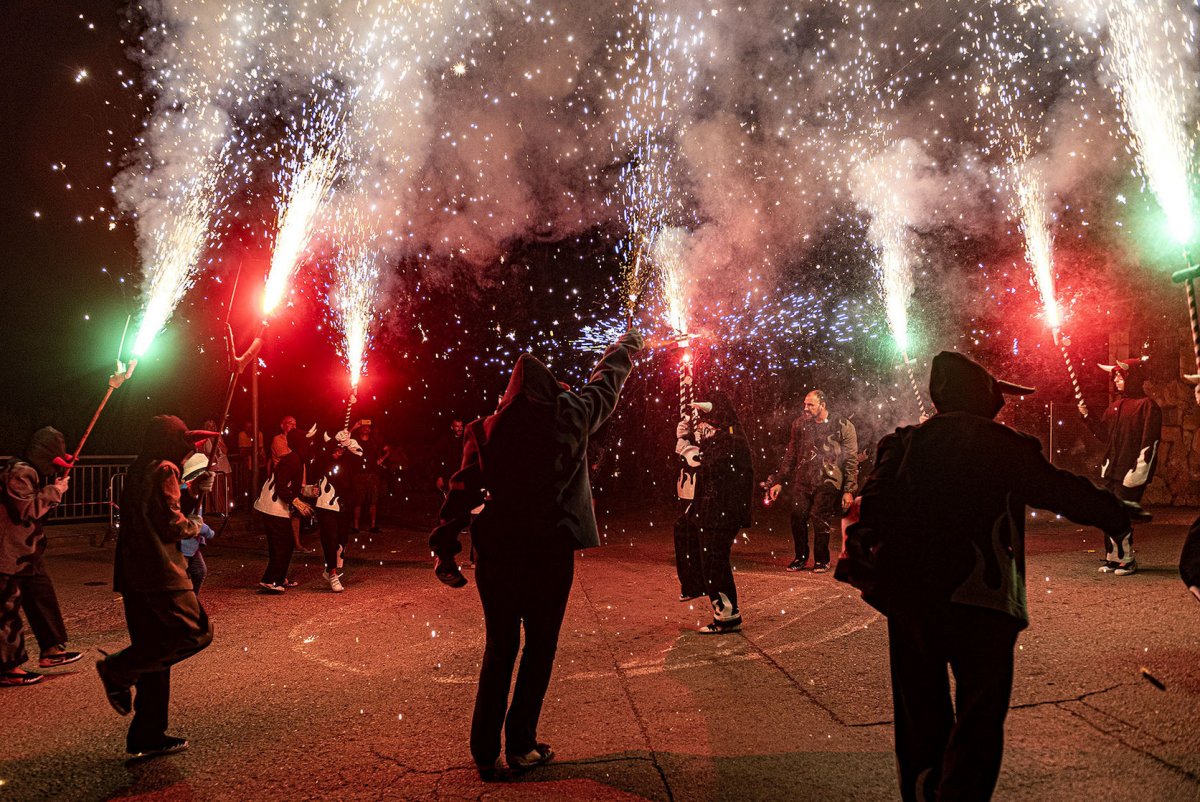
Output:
top-left (98, 415), bottom-right (214, 759)
top-left (0, 428), bottom-right (77, 685)
top-left (254, 426), bottom-right (312, 591)
top-left (1078, 357), bottom-right (1160, 574)
top-left (675, 391), bottom-right (755, 633)
top-left (837, 351), bottom-right (1136, 802)
top-left (430, 330), bottom-right (642, 779)
top-left (314, 432), bottom-right (352, 591)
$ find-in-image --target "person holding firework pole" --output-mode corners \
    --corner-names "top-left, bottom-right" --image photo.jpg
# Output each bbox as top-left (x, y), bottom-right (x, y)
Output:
top-left (314, 430), bottom-right (360, 593)
top-left (430, 330), bottom-right (643, 781)
top-left (0, 428), bottom-right (79, 686)
top-left (1078, 357), bottom-right (1161, 576)
top-left (837, 352), bottom-right (1144, 801)
top-left (768, 390), bottom-right (858, 573)
top-left (675, 392), bottom-right (755, 634)
top-left (96, 416), bottom-right (215, 759)
top-left (254, 427), bottom-right (312, 592)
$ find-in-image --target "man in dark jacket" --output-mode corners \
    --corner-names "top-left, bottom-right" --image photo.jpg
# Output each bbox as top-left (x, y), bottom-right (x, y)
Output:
top-left (839, 351), bottom-right (1136, 801)
top-left (430, 330), bottom-right (642, 779)
top-left (768, 390), bottom-right (858, 573)
top-left (0, 428), bottom-right (78, 686)
top-left (1078, 357), bottom-right (1161, 575)
top-left (675, 392), bottom-right (754, 633)
top-left (97, 415), bottom-right (215, 759)
top-left (1180, 382), bottom-right (1200, 604)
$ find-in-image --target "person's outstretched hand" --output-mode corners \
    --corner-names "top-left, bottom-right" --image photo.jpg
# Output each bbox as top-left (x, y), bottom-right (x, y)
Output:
top-left (435, 556), bottom-right (467, 588)
top-left (618, 330), bottom-right (644, 353)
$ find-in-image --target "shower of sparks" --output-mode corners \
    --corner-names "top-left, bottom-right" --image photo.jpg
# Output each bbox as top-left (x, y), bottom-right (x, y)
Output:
top-left (608, 1), bottom-right (703, 323)
top-left (330, 223), bottom-right (383, 391)
top-left (130, 160), bottom-right (222, 357)
top-left (1014, 159), bottom-right (1060, 329)
top-left (263, 101), bottom-right (347, 317)
top-left (653, 226), bottom-right (690, 335)
top-left (1092, 0), bottom-right (1198, 244)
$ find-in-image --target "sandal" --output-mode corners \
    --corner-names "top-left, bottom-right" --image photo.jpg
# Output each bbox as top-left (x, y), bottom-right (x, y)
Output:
top-left (39, 651), bottom-right (83, 668)
top-left (1, 670), bottom-right (44, 686)
top-left (506, 743), bottom-right (554, 772)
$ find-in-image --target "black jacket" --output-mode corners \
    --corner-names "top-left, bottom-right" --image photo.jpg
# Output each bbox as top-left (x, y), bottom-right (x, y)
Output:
top-left (690, 428), bottom-right (754, 530)
top-left (845, 412), bottom-right (1130, 627)
top-left (770, 414), bottom-right (858, 494)
top-left (1084, 396), bottom-right (1161, 491)
top-left (431, 333), bottom-right (640, 559)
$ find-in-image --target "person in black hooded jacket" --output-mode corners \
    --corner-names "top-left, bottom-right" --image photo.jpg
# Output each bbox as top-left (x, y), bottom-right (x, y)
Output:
top-left (839, 352), bottom-right (1138, 802)
top-left (97, 415), bottom-right (215, 760)
top-left (0, 427), bottom-right (79, 685)
top-left (675, 392), bottom-right (754, 633)
top-left (430, 330), bottom-right (642, 779)
top-left (1077, 357), bottom-right (1161, 575)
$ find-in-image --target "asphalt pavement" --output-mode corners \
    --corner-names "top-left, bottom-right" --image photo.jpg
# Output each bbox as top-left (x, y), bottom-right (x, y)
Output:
top-left (1, 505), bottom-right (1198, 801)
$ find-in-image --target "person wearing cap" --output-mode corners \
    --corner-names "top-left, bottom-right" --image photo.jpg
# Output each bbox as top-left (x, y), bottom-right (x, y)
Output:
top-left (675, 392), bottom-right (755, 633)
top-left (430, 330), bottom-right (643, 780)
top-left (767, 390), bottom-right (858, 573)
top-left (838, 352), bottom-right (1139, 802)
top-left (1077, 357), bottom-right (1161, 575)
top-left (97, 415), bottom-right (216, 760)
top-left (0, 427), bottom-right (79, 686)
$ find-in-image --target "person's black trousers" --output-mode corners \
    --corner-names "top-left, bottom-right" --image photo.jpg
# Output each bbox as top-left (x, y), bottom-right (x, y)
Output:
top-left (104, 590), bottom-right (212, 752)
top-left (470, 545), bottom-right (574, 766)
top-left (186, 551), bottom-right (207, 595)
top-left (886, 604), bottom-right (1022, 802)
top-left (261, 514), bottom-right (296, 585)
top-left (0, 574), bottom-right (27, 672)
top-left (790, 484), bottom-right (841, 565)
top-left (673, 514), bottom-right (704, 598)
top-left (698, 526), bottom-right (739, 615)
top-left (15, 557), bottom-right (68, 652)
top-left (317, 508), bottom-right (350, 572)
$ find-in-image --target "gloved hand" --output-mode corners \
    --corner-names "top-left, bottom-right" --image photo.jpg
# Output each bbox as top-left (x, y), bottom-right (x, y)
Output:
top-left (190, 471), bottom-right (216, 495)
top-left (435, 556), bottom-right (467, 588)
top-left (675, 418), bottom-right (692, 440)
top-left (618, 330), bottom-right (645, 353)
top-left (1120, 500), bottom-right (1152, 523)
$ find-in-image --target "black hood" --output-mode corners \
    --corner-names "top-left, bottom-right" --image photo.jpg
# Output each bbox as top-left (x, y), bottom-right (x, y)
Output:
top-left (137, 415), bottom-right (195, 470)
top-left (498, 354), bottom-right (565, 410)
top-left (930, 352), bottom-right (1034, 419)
top-left (26, 427), bottom-right (66, 478)
top-left (1115, 363), bottom-right (1148, 399)
top-left (697, 391), bottom-right (742, 431)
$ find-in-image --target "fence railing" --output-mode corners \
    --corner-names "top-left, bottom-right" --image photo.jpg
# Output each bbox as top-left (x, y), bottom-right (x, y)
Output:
top-left (0, 455), bottom-right (137, 524)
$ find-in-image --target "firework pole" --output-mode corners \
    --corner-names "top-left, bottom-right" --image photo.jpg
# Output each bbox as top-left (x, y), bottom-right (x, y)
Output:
top-left (343, 388), bottom-right (358, 433)
top-left (1051, 328), bottom-right (1085, 407)
top-left (1171, 255), bottom-right (1200, 381)
top-left (901, 350), bottom-right (928, 418)
top-left (66, 318), bottom-right (137, 474)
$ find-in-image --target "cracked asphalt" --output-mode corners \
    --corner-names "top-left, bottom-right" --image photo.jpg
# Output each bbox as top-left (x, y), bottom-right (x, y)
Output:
top-left (1, 505), bottom-right (1198, 801)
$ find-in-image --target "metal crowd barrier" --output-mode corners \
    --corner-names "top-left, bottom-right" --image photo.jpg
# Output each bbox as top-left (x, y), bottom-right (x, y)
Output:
top-left (45, 456), bottom-right (137, 523)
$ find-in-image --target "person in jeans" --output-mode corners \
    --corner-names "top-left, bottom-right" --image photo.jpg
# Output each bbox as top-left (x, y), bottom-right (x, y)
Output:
top-left (768, 390), bottom-right (858, 573)
top-left (254, 428), bottom-right (312, 592)
top-left (96, 416), bottom-right (215, 759)
top-left (431, 330), bottom-right (643, 780)
top-left (0, 428), bottom-right (77, 686)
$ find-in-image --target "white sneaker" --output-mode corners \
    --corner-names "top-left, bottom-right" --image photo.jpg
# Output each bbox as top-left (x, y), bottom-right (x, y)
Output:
top-left (323, 571), bottom-right (344, 592)
top-left (1113, 561), bottom-right (1138, 576)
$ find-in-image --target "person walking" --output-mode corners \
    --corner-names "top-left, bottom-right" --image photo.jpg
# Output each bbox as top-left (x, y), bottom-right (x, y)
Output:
top-left (430, 330), bottom-right (643, 780)
top-left (837, 352), bottom-right (1141, 801)
top-left (315, 433), bottom-right (358, 592)
top-left (768, 390), bottom-right (858, 573)
top-left (95, 416), bottom-right (215, 759)
top-left (0, 428), bottom-right (78, 686)
top-left (254, 428), bottom-right (312, 593)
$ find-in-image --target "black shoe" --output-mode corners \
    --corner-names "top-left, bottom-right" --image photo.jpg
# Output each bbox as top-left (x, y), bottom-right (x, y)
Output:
top-left (1, 670), bottom-right (44, 686)
top-left (506, 743), bottom-right (554, 772)
top-left (476, 759), bottom-right (512, 782)
top-left (786, 559), bottom-right (806, 572)
top-left (679, 592), bottom-right (704, 602)
top-left (369, 526), bottom-right (382, 534)
top-left (39, 651), bottom-right (84, 668)
top-left (812, 563), bottom-right (829, 574)
top-left (127, 736), bottom-right (188, 760)
top-left (350, 527), bottom-right (361, 534)
top-left (96, 659), bottom-right (131, 716)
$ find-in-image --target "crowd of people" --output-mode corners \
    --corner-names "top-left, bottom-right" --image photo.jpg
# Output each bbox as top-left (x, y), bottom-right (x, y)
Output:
top-left (2, 333), bottom-right (1198, 799)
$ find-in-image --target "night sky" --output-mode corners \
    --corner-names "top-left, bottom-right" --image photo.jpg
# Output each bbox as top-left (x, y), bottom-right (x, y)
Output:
top-left (0, 1), bottom-right (1193, 503)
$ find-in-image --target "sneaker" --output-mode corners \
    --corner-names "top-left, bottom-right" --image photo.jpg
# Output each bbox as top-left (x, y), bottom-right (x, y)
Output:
top-left (506, 743), bottom-right (554, 772)
top-left (38, 650), bottom-right (83, 668)
top-left (259, 582), bottom-right (286, 594)
top-left (282, 578), bottom-right (300, 588)
top-left (96, 659), bottom-right (131, 715)
top-left (679, 592), bottom-right (704, 602)
top-left (322, 571), bottom-right (345, 593)
top-left (476, 759), bottom-right (511, 782)
top-left (1113, 561), bottom-right (1138, 576)
top-left (1, 670), bottom-right (44, 686)
top-left (698, 619), bottom-right (742, 634)
top-left (1098, 561), bottom-right (1119, 573)
top-left (127, 735), bottom-right (188, 760)
top-left (786, 559), bottom-right (806, 572)
top-left (812, 563), bottom-right (829, 574)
